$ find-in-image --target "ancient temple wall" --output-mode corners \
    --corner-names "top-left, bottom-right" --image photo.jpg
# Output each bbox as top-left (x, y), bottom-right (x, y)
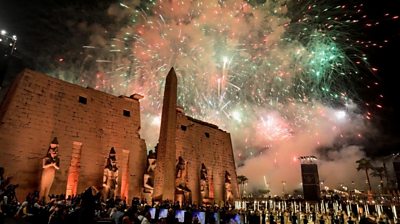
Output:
top-left (0, 69), bottom-right (146, 200)
top-left (175, 111), bottom-right (239, 205)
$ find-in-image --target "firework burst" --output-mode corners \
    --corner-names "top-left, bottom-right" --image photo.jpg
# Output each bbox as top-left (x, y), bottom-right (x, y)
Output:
top-left (50, 0), bottom-right (388, 166)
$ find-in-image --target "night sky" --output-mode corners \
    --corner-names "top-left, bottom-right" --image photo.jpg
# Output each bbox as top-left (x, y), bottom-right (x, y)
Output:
top-left (362, 1), bottom-right (400, 156)
top-left (1, 0), bottom-right (400, 158)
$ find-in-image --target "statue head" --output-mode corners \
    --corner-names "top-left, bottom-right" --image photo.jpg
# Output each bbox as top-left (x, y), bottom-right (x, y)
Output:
top-left (50, 137), bottom-right (58, 148)
top-left (109, 147), bottom-right (116, 156)
top-left (201, 163), bottom-right (207, 177)
top-left (47, 137), bottom-right (59, 159)
top-left (148, 150), bottom-right (156, 159)
top-left (225, 171), bottom-right (231, 183)
top-left (106, 147), bottom-right (118, 171)
top-left (178, 156), bottom-right (185, 164)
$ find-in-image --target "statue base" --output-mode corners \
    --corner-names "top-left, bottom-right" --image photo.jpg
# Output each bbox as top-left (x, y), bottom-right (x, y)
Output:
top-left (202, 197), bottom-right (214, 206)
top-left (142, 188), bottom-right (153, 205)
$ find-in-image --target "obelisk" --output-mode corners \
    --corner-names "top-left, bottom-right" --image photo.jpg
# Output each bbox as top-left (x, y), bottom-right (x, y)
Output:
top-left (153, 67), bottom-right (177, 201)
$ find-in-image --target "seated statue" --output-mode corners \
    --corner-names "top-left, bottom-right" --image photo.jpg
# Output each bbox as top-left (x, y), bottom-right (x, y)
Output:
top-left (146, 150), bottom-right (156, 174)
top-left (143, 173), bottom-right (154, 192)
top-left (200, 163), bottom-right (208, 195)
top-left (39, 137), bottom-right (60, 202)
top-left (103, 147), bottom-right (118, 200)
top-left (143, 149), bottom-right (157, 194)
top-left (0, 167), bottom-right (15, 201)
top-left (225, 171), bottom-right (233, 202)
top-left (0, 167), bottom-right (12, 191)
top-left (176, 156), bottom-right (186, 178)
top-left (175, 156), bottom-right (190, 193)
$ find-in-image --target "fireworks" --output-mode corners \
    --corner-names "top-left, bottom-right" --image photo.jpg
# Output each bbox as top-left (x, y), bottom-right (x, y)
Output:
top-left (49, 0), bottom-right (392, 167)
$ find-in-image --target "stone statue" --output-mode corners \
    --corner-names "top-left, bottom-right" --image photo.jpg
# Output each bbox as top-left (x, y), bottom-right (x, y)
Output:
top-left (225, 171), bottom-right (233, 202)
top-left (146, 150), bottom-right (156, 174)
top-left (143, 173), bottom-right (154, 192)
top-left (200, 163), bottom-right (209, 198)
top-left (176, 156), bottom-right (187, 178)
top-left (143, 150), bottom-right (156, 193)
top-left (175, 156), bottom-right (190, 206)
top-left (0, 167), bottom-right (12, 190)
top-left (103, 147), bottom-right (118, 200)
top-left (39, 137), bottom-right (60, 202)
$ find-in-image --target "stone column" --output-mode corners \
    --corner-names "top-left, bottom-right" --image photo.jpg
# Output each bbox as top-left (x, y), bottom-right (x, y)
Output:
top-left (153, 68), bottom-right (178, 201)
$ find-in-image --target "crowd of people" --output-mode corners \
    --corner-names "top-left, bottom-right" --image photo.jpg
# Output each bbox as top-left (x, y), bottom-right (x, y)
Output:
top-left (1, 166), bottom-right (399, 224)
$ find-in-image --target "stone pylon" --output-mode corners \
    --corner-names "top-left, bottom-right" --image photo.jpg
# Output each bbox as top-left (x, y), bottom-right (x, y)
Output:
top-left (153, 67), bottom-right (177, 201)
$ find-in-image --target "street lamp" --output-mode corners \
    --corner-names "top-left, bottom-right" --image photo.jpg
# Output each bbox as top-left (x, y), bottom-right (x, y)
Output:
top-left (0, 29), bottom-right (17, 56)
top-left (282, 181), bottom-right (286, 196)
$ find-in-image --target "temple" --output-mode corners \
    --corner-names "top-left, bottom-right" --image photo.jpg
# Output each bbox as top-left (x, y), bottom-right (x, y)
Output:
top-left (0, 68), bottom-right (238, 205)
top-left (0, 69), bottom-right (147, 201)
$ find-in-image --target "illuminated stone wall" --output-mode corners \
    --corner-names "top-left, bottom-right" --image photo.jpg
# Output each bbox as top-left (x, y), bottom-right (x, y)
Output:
top-left (0, 69), bottom-right (146, 200)
top-left (175, 110), bottom-right (239, 205)
top-left (152, 68), bottom-right (239, 205)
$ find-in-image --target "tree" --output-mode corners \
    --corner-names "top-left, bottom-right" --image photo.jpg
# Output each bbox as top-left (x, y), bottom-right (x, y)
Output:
top-left (356, 158), bottom-right (373, 192)
top-left (371, 166), bottom-right (386, 192)
top-left (237, 175), bottom-right (248, 198)
top-left (257, 189), bottom-right (270, 198)
top-left (378, 155), bottom-right (392, 188)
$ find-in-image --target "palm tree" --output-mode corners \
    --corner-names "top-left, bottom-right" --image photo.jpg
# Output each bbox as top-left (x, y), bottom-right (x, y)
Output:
top-left (356, 158), bottom-right (373, 192)
top-left (237, 175), bottom-right (248, 198)
top-left (379, 155), bottom-right (392, 187)
top-left (257, 189), bottom-right (270, 198)
top-left (371, 166), bottom-right (386, 192)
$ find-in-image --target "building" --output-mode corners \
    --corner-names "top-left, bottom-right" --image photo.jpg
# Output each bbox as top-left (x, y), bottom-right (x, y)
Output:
top-left (174, 110), bottom-right (240, 205)
top-left (0, 69), bottom-right (147, 200)
top-left (299, 156), bottom-right (321, 201)
top-left (152, 68), bottom-right (239, 205)
top-left (0, 68), bottom-right (238, 204)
